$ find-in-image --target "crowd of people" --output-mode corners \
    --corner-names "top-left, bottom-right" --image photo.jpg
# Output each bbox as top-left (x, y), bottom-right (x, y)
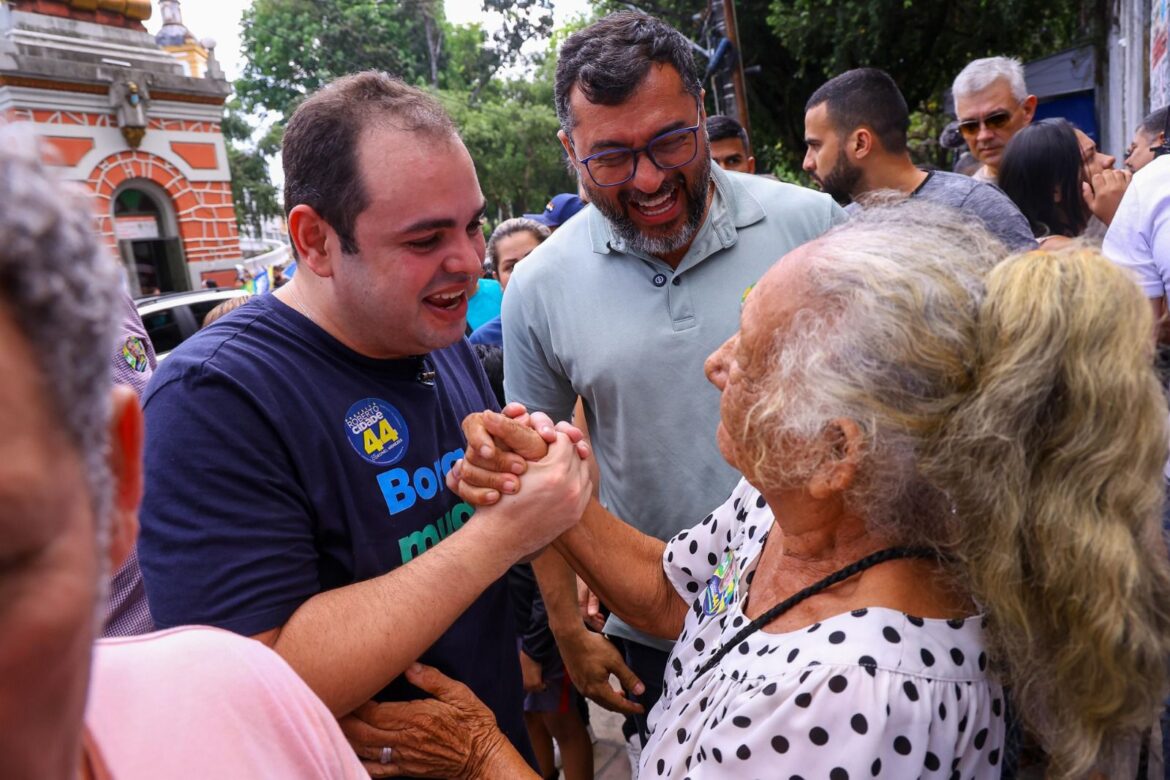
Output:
top-left (3, 9), bottom-right (1170, 780)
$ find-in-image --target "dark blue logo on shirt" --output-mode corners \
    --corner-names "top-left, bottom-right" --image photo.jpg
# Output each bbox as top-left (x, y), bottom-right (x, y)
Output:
top-left (344, 398), bottom-right (410, 465)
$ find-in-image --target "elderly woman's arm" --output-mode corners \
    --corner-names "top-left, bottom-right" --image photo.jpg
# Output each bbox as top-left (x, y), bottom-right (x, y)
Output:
top-left (551, 497), bottom-right (689, 640)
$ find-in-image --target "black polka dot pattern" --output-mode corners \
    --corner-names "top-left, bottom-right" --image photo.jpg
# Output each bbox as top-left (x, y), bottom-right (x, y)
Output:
top-left (646, 479), bottom-right (1006, 780)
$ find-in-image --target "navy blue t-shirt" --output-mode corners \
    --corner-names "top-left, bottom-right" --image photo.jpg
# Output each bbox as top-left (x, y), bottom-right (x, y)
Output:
top-left (138, 294), bottom-right (529, 760)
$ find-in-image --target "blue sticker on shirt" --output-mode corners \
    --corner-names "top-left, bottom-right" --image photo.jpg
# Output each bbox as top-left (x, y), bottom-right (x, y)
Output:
top-left (701, 548), bottom-right (738, 616)
top-left (344, 398), bottom-right (410, 465)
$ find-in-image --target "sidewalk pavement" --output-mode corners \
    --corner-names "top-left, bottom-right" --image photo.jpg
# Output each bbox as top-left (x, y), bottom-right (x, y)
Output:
top-left (589, 703), bottom-right (632, 780)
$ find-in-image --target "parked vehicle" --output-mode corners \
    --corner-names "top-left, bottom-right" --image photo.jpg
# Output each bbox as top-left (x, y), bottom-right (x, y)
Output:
top-left (135, 289), bottom-right (249, 360)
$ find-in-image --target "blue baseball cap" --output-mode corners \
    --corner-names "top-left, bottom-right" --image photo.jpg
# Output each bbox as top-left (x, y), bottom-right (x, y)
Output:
top-left (524, 193), bottom-right (586, 228)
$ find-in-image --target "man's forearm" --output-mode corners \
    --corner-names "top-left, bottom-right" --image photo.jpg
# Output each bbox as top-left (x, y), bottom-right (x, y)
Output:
top-left (269, 518), bottom-right (516, 717)
top-left (530, 547), bottom-right (587, 637)
top-left (551, 499), bottom-right (686, 640)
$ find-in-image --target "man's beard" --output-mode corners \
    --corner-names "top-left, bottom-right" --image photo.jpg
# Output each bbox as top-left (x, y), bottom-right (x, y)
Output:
top-left (586, 151), bottom-right (711, 257)
top-left (817, 148), bottom-right (863, 205)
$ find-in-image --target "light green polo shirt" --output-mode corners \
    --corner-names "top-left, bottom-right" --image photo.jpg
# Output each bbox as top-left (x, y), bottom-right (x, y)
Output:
top-left (503, 165), bottom-right (845, 647)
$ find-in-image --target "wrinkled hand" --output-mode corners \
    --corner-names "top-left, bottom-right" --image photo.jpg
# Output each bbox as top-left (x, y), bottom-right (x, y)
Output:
top-left (339, 664), bottom-right (512, 779)
top-left (450, 406), bottom-right (590, 506)
top-left (519, 650), bottom-right (545, 693)
top-left (558, 629), bottom-right (645, 715)
top-left (577, 577), bottom-right (606, 632)
top-left (1083, 168), bottom-right (1132, 226)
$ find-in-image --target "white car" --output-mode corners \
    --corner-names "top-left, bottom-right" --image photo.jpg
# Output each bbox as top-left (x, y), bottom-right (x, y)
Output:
top-left (135, 289), bottom-right (250, 360)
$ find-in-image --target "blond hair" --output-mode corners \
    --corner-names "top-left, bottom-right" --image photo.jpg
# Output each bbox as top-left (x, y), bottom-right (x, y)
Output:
top-left (735, 202), bottom-right (1170, 776)
top-left (928, 248), bottom-right (1170, 777)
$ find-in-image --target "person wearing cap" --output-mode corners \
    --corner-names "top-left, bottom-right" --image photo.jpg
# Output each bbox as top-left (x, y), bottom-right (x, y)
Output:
top-left (524, 193), bottom-right (587, 231)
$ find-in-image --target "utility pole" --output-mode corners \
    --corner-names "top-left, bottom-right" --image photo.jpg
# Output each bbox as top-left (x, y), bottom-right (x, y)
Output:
top-left (706, 0), bottom-right (752, 144)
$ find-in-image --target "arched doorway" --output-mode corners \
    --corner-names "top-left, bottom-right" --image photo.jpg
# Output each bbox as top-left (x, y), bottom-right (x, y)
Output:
top-left (112, 179), bottom-right (188, 296)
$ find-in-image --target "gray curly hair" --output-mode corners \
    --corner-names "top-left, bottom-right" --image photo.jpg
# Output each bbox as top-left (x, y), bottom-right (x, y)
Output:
top-left (0, 128), bottom-right (122, 545)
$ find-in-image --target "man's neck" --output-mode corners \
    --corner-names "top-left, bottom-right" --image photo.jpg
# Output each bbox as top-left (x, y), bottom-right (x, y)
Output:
top-left (856, 154), bottom-right (929, 199)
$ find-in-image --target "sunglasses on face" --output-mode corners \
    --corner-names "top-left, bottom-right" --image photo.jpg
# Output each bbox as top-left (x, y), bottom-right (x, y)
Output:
top-left (957, 109), bottom-right (1015, 138)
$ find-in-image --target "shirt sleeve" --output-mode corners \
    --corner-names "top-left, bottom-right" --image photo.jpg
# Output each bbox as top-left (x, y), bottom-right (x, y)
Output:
top-left (661, 479), bottom-right (753, 600)
top-left (138, 367), bottom-right (321, 636)
top-left (1104, 179), bottom-right (1165, 298)
top-left (501, 270), bottom-right (577, 422)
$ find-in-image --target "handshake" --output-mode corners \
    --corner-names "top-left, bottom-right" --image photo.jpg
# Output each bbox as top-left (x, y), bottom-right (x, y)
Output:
top-left (445, 403), bottom-right (595, 560)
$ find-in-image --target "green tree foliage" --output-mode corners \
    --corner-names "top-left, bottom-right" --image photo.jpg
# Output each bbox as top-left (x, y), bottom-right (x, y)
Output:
top-left (236, 0), bottom-right (444, 118)
top-left (230, 0), bottom-right (571, 232)
top-left (596, 0), bottom-right (1098, 176)
top-left (223, 99), bottom-right (281, 237)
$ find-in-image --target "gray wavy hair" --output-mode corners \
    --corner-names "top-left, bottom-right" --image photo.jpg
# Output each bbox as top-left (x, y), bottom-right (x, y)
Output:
top-left (0, 128), bottom-right (122, 544)
top-left (736, 201), bottom-right (1005, 543)
top-left (735, 200), bottom-right (1170, 777)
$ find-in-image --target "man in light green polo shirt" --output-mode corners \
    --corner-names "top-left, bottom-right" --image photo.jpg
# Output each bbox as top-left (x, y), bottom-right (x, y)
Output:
top-left (495, 11), bottom-right (845, 747)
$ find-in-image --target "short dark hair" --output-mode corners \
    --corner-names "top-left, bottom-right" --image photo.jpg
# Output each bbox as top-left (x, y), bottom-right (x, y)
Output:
top-left (999, 118), bottom-right (1089, 239)
top-left (1140, 106), bottom-right (1168, 137)
top-left (282, 71), bottom-right (457, 255)
top-left (706, 115), bottom-right (749, 148)
top-left (554, 12), bottom-right (701, 133)
top-left (805, 68), bottom-right (910, 154)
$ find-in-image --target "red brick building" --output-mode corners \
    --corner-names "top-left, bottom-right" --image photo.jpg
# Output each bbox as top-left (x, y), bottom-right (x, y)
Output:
top-left (0, 0), bottom-right (242, 293)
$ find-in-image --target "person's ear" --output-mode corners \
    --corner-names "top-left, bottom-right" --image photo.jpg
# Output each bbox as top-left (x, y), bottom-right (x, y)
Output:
top-left (807, 418), bottom-right (862, 500)
top-left (1021, 95), bottom-right (1038, 124)
top-left (852, 128), bottom-right (874, 161)
top-left (106, 385), bottom-right (143, 572)
top-left (557, 129), bottom-right (578, 165)
top-left (287, 204), bottom-right (337, 279)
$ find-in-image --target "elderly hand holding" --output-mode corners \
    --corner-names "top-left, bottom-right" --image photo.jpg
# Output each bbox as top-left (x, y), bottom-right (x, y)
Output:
top-left (341, 664), bottom-right (539, 779)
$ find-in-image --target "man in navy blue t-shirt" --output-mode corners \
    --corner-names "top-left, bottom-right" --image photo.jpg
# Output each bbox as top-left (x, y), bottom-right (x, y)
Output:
top-left (138, 73), bottom-right (590, 775)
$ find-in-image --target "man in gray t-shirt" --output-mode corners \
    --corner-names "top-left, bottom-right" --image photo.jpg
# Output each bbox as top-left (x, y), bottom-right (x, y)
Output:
top-left (803, 68), bottom-right (1035, 251)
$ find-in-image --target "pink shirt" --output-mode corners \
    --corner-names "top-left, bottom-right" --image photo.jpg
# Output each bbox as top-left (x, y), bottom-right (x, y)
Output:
top-left (85, 626), bottom-right (366, 779)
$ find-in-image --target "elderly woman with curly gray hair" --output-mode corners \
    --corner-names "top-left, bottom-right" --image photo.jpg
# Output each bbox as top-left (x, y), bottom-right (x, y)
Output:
top-left (373, 201), bottom-right (1170, 780)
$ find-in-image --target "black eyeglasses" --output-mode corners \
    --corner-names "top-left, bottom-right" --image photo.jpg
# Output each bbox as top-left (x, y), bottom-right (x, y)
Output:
top-left (957, 103), bottom-right (1022, 138)
top-left (572, 104), bottom-right (702, 187)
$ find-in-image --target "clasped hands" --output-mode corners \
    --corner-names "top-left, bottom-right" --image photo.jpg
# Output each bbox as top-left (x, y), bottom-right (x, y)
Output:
top-left (445, 403), bottom-right (591, 514)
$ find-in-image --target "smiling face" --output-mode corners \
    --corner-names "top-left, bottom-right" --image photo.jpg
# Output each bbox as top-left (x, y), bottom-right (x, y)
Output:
top-left (333, 127), bottom-right (487, 358)
top-left (561, 64), bottom-right (710, 261)
top-left (705, 248), bottom-right (814, 481)
top-left (0, 304), bottom-right (102, 780)
top-left (955, 79), bottom-right (1035, 172)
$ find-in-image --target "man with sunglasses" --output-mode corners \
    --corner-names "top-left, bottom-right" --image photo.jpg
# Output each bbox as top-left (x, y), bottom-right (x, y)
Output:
top-left (953, 56), bottom-right (1038, 184)
top-left (479, 11), bottom-right (844, 750)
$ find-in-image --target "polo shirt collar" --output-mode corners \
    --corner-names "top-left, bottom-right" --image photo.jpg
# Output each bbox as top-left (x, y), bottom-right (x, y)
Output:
top-left (588, 163), bottom-right (767, 258)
